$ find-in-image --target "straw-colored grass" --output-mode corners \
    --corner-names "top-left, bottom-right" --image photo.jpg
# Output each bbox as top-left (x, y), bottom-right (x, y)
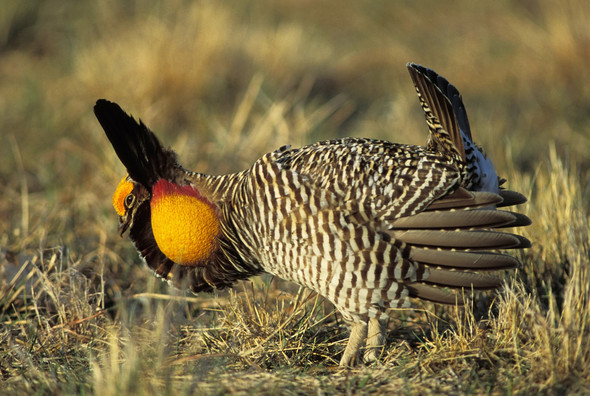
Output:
top-left (1, 0), bottom-right (589, 394)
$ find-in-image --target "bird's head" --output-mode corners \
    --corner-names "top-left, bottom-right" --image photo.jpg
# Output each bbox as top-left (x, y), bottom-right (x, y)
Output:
top-left (96, 100), bottom-right (220, 267)
top-left (112, 175), bottom-right (149, 236)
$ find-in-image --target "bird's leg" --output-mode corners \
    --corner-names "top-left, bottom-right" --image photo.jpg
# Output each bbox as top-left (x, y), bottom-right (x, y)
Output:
top-left (364, 318), bottom-right (386, 363)
top-left (340, 321), bottom-right (367, 367)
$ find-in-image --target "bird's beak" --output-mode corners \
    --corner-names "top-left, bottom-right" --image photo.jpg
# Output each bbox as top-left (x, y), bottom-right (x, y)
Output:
top-left (118, 216), bottom-right (131, 237)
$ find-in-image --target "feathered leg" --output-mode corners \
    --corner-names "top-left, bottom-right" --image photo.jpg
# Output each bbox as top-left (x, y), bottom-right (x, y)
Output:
top-left (340, 321), bottom-right (367, 367)
top-left (365, 318), bottom-right (386, 364)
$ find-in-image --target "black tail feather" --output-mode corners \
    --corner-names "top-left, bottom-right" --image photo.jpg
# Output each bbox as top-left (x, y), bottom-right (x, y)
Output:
top-left (407, 63), bottom-right (473, 142)
top-left (94, 99), bottom-right (177, 189)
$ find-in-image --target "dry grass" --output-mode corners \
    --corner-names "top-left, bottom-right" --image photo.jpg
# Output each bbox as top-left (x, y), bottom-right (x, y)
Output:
top-left (1, 0), bottom-right (590, 394)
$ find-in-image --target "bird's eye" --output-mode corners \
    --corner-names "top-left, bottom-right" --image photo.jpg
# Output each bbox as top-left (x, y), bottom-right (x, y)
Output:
top-left (124, 194), bottom-right (135, 208)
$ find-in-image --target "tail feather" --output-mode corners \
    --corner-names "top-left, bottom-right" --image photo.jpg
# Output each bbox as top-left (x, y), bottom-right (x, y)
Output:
top-left (408, 63), bottom-right (473, 142)
top-left (407, 62), bottom-right (466, 161)
top-left (94, 99), bottom-right (176, 189)
top-left (408, 63), bottom-right (500, 193)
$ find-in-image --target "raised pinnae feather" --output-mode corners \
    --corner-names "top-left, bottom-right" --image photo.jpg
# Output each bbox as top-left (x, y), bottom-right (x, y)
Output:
top-left (94, 99), bottom-right (178, 189)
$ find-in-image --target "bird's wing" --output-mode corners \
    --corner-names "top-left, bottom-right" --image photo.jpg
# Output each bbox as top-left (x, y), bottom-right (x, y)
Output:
top-left (274, 137), bottom-right (462, 220)
top-left (249, 142), bottom-right (529, 315)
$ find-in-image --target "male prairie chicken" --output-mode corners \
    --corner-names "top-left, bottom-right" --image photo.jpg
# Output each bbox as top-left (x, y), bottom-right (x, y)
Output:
top-left (95, 63), bottom-right (530, 367)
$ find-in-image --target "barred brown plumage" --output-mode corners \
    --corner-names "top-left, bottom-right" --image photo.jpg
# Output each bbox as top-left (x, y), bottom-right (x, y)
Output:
top-left (95, 63), bottom-right (531, 367)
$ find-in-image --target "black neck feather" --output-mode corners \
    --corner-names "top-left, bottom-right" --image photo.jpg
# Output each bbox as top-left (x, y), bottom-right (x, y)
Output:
top-left (94, 99), bottom-right (178, 190)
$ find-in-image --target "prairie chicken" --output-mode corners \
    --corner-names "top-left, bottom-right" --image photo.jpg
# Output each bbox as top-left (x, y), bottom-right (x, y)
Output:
top-left (95, 63), bottom-right (530, 367)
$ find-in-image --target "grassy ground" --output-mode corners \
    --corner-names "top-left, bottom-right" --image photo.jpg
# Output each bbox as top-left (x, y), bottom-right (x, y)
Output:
top-left (1, 0), bottom-right (589, 394)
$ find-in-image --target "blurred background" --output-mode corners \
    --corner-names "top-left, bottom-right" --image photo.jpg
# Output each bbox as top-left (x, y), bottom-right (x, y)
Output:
top-left (1, 0), bottom-right (589, 391)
